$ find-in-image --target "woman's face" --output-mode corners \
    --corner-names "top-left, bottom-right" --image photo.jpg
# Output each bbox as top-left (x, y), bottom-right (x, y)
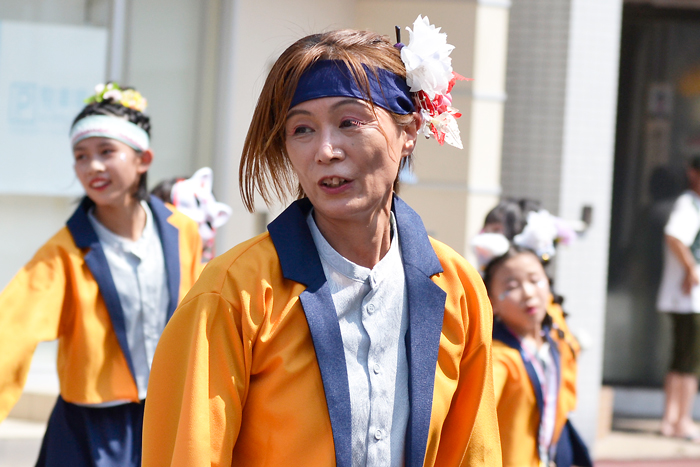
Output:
top-left (489, 252), bottom-right (550, 340)
top-left (284, 96), bottom-right (417, 225)
top-left (73, 136), bottom-right (152, 208)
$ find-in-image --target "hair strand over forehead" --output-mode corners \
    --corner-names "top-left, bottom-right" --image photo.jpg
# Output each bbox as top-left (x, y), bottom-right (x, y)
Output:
top-left (239, 29), bottom-right (415, 212)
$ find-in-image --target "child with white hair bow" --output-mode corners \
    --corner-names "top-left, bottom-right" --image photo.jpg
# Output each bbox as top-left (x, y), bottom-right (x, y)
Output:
top-left (472, 216), bottom-right (591, 467)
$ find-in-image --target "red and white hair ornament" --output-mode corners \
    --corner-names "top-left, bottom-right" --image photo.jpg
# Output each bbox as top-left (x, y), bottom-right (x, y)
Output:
top-left (472, 209), bottom-right (563, 271)
top-left (399, 15), bottom-right (470, 149)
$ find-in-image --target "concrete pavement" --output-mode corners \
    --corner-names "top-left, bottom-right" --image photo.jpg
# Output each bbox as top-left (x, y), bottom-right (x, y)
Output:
top-left (1, 416), bottom-right (700, 466)
top-left (595, 418), bottom-right (700, 466)
top-left (0, 419), bottom-right (44, 467)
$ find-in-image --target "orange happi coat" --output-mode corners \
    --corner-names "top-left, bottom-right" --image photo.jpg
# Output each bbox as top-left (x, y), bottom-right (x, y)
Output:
top-left (0, 196), bottom-right (201, 418)
top-left (142, 197), bottom-right (502, 467)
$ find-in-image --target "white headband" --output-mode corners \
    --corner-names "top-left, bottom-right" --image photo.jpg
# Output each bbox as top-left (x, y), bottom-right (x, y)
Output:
top-left (70, 115), bottom-right (150, 151)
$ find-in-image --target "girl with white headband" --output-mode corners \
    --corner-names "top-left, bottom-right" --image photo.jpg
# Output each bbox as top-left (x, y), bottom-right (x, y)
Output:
top-left (0, 84), bottom-right (202, 466)
top-left (472, 217), bottom-right (592, 467)
top-left (143, 16), bottom-right (500, 466)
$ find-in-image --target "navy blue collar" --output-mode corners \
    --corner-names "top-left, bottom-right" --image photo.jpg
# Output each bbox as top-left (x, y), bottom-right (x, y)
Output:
top-left (66, 195), bottom-right (181, 382)
top-left (269, 196), bottom-right (443, 284)
top-left (268, 195), bottom-right (445, 467)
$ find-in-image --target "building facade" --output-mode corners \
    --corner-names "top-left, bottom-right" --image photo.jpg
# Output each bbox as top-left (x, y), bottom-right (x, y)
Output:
top-left (0, 0), bottom-right (645, 449)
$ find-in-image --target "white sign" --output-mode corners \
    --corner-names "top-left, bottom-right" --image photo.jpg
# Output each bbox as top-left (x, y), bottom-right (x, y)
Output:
top-left (0, 21), bottom-right (107, 195)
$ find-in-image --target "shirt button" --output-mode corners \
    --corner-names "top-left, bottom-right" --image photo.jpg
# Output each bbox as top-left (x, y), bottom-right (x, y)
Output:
top-left (367, 304), bottom-right (375, 314)
top-left (374, 429), bottom-right (383, 440)
top-left (373, 363), bottom-right (381, 374)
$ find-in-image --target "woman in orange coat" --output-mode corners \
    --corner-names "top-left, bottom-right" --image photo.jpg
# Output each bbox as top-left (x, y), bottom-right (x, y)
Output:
top-left (143, 16), bottom-right (501, 467)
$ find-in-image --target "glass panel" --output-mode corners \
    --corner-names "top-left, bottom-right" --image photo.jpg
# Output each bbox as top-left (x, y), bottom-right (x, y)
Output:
top-left (606, 5), bottom-right (700, 386)
top-left (0, 1), bottom-right (108, 26)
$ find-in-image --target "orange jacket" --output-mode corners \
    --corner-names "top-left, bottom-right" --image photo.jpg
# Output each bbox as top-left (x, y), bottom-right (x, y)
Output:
top-left (547, 301), bottom-right (580, 422)
top-left (0, 196), bottom-right (201, 419)
top-left (143, 197), bottom-right (502, 467)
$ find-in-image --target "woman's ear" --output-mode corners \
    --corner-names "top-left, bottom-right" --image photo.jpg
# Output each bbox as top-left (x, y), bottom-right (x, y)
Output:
top-left (137, 149), bottom-right (154, 173)
top-left (401, 112), bottom-right (420, 158)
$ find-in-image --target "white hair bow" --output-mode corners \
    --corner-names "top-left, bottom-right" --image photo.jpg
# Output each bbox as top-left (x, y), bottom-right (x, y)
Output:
top-left (471, 233), bottom-right (510, 272)
top-left (513, 210), bottom-right (559, 260)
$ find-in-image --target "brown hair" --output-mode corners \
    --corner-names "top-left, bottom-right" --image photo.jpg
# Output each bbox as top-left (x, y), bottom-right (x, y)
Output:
top-left (239, 29), bottom-right (416, 212)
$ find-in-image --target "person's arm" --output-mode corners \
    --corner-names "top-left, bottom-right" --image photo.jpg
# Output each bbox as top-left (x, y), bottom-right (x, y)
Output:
top-left (0, 243), bottom-right (65, 420)
top-left (142, 287), bottom-right (249, 467)
top-left (458, 269), bottom-right (502, 466)
top-left (666, 234), bottom-right (699, 295)
top-left (428, 251), bottom-right (502, 467)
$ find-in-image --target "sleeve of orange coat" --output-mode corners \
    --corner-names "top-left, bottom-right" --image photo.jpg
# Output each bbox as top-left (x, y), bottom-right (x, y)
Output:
top-left (458, 266), bottom-right (502, 466)
top-left (0, 242), bottom-right (66, 421)
top-left (430, 253), bottom-right (502, 467)
top-left (142, 287), bottom-right (249, 467)
top-left (189, 223), bottom-right (203, 283)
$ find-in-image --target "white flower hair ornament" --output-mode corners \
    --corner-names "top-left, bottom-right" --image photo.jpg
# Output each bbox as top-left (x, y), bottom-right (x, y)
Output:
top-left (513, 210), bottom-right (559, 261)
top-left (471, 233), bottom-right (511, 272)
top-left (398, 15), bottom-right (469, 149)
top-left (171, 167), bottom-right (232, 246)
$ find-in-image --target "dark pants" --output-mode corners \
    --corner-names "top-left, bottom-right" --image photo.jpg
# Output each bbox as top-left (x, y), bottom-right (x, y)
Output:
top-left (36, 396), bottom-right (145, 467)
top-left (669, 312), bottom-right (700, 376)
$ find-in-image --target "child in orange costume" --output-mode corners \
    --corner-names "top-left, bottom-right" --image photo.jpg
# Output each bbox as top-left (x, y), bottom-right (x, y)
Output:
top-left (473, 228), bottom-right (591, 467)
top-left (0, 83), bottom-right (201, 466)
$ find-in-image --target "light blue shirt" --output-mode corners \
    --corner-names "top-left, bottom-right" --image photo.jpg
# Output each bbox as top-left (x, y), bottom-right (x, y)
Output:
top-left (307, 211), bottom-right (409, 467)
top-left (88, 201), bottom-right (169, 401)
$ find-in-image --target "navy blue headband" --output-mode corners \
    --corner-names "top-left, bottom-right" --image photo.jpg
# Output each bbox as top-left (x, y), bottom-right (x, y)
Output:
top-left (289, 60), bottom-right (415, 114)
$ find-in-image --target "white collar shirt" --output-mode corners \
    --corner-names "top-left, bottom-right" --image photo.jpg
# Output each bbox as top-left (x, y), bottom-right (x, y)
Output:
top-left (307, 211), bottom-right (410, 467)
top-left (88, 201), bottom-right (169, 401)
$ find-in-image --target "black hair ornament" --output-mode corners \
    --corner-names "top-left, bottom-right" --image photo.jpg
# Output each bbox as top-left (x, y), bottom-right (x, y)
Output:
top-left (394, 25), bottom-right (404, 50)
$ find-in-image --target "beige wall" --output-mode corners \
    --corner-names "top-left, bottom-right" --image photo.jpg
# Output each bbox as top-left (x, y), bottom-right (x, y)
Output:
top-left (127, 0), bottom-right (208, 182)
